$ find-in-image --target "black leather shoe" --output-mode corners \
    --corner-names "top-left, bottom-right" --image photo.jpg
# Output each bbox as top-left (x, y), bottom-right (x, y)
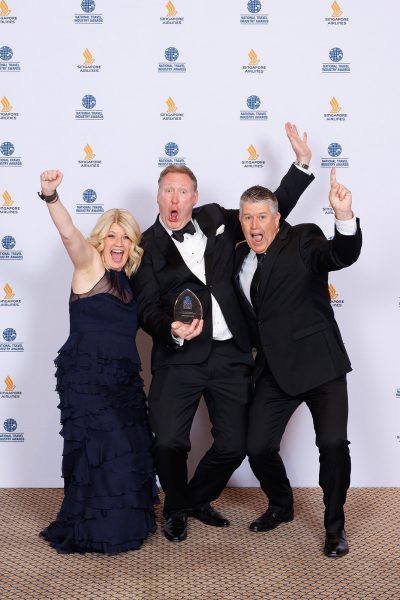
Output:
top-left (324, 529), bottom-right (349, 558)
top-left (164, 512), bottom-right (188, 542)
top-left (191, 504), bottom-right (230, 527)
top-left (249, 509), bottom-right (294, 532)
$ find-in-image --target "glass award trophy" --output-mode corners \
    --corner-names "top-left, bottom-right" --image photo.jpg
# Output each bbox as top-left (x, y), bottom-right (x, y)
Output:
top-left (173, 289), bottom-right (203, 324)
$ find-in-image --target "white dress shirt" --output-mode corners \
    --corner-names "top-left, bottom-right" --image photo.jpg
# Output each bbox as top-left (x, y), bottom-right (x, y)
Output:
top-left (160, 218), bottom-right (233, 341)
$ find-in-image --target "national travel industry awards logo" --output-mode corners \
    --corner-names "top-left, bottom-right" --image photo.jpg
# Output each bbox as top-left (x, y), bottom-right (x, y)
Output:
top-left (0, 418), bottom-right (24, 442)
top-left (0, 45), bottom-right (21, 71)
top-left (78, 144), bottom-right (101, 168)
top-left (324, 97), bottom-right (348, 122)
top-left (75, 94), bottom-right (104, 120)
top-left (74, 0), bottom-right (103, 24)
top-left (242, 144), bottom-right (265, 169)
top-left (242, 50), bottom-right (266, 74)
top-left (0, 327), bottom-right (24, 352)
top-left (322, 47), bottom-right (350, 73)
top-left (1, 190), bottom-right (20, 214)
top-left (158, 142), bottom-right (186, 168)
top-left (1, 282), bottom-right (21, 306)
top-left (0, 0), bottom-right (17, 23)
top-left (158, 47), bottom-right (186, 73)
top-left (325, 2), bottom-right (349, 26)
top-left (0, 96), bottom-right (19, 121)
top-left (77, 48), bottom-right (102, 73)
top-left (76, 188), bottom-right (104, 214)
top-left (0, 141), bottom-right (22, 167)
top-left (1, 375), bottom-right (22, 399)
top-left (0, 235), bottom-right (23, 260)
top-left (321, 142), bottom-right (349, 169)
top-left (240, 0), bottom-right (269, 25)
top-left (240, 95), bottom-right (268, 121)
top-left (160, 1), bottom-right (184, 25)
top-left (160, 97), bottom-right (184, 121)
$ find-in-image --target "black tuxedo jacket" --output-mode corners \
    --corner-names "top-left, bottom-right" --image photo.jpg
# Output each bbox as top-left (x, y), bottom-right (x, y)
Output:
top-left (132, 165), bottom-right (314, 371)
top-left (234, 219), bottom-right (362, 396)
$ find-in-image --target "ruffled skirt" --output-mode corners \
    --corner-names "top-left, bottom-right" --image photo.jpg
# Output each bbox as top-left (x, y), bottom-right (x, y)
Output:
top-left (40, 333), bottom-right (159, 554)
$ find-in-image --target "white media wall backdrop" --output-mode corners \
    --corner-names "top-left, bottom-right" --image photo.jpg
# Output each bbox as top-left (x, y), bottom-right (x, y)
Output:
top-left (0, 1), bottom-right (399, 487)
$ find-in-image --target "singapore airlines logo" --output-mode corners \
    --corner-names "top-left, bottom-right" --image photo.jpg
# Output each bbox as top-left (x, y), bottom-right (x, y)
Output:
top-left (78, 48), bottom-right (101, 72)
top-left (248, 49), bottom-right (260, 66)
top-left (2, 191), bottom-right (13, 206)
top-left (331, 1), bottom-right (343, 17)
top-left (330, 97), bottom-right (341, 113)
top-left (328, 283), bottom-right (344, 306)
top-left (161, 1), bottom-right (183, 23)
top-left (83, 48), bottom-right (94, 65)
top-left (242, 144), bottom-right (265, 169)
top-left (0, 190), bottom-right (20, 215)
top-left (166, 96), bottom-right (177, 113)
top-left (248, 144), bottom-right (259, 160)
top-left (1, 96), bottom-right (12, 112)
top-left (243, 49), bottom-right (265, 73)
top-left (166, 1), bottom-right (177, 17)
top-left (3, 283), bottom-right (14, 299)
top-left (0, 190), bottom-right (19, 214)
top-left (84, 144), bottom-right (95, 160)
top-left (0, 96), bottom-right (18, 121)
top-left (160, 97), bottom-right (183, 120)
top-left (79, 144), bottom-right (101, 168)
top-left (4, 375), bottom-right (15, 392)
top-left (0, 0), bottom-right (11, 17)
top-left (328, 283), bottom-right (338, 300)
top-left (1, 282), bottom-right (21, 305)
top-left (1, 374), bottom-right (22, 400)
top-left (325, 1), bottom-right (348, 25)
top-left (324, 97), bottom-right (348, 122)
top-left (1, 374), bottom-right (21, 398)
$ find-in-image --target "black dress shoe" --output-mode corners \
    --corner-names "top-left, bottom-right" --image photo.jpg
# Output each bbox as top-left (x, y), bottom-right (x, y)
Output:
top-left (324, 529), bottom-right (349, 558)
top-left (164, 512), bottom-right (188, 542)
top-left (249, 509), bottom-right (294, 532)
top-left (191, 504), bottom-right (230, 527)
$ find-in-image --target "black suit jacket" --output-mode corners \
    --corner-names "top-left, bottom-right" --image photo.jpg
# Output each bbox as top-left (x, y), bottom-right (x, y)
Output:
top-left (234, 219), bottom-right (362, 395)
top-left (132, 165), bottom-right (314, 371)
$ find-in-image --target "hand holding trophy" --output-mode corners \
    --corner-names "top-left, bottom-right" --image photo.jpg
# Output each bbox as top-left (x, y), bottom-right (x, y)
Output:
top-left (171, 289), bottom-right (204, 341)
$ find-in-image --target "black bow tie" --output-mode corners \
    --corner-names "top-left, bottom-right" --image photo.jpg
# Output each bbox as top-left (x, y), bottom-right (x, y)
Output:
top-left (171, 221), bottom-right (196, 242)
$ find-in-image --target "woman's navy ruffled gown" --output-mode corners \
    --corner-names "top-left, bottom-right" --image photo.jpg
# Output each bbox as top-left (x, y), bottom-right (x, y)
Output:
top-left (40, 270), bottom-right (158, 554)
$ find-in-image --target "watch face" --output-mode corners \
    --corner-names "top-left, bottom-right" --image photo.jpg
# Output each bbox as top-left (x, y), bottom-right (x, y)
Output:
top-left (295, 161), bottom-right (309, 170)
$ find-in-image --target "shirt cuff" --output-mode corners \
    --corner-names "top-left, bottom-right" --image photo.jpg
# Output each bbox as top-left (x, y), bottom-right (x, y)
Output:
top-left (335, 215), bottom-right (357, 235)
top-left (293, 163), bottom-right (312, 175)
top-left (171, 333), bottom-right (184, 346)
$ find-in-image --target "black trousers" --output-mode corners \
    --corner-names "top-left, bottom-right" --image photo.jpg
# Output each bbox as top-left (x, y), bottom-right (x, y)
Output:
top-left (247, 370), bottom-right (350, 533)
top-left (148, 340), bottom-right (253, 515)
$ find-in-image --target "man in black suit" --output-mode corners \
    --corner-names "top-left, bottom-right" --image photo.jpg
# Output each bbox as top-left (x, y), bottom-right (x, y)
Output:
top-left (234, 168), bottom-right (362, 557)
top-left (132, 123), bottom-right (314, 542)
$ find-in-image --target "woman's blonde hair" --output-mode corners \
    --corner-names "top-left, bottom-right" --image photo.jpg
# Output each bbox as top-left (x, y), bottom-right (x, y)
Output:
top-left (88, 209), bottom-right (143, 277)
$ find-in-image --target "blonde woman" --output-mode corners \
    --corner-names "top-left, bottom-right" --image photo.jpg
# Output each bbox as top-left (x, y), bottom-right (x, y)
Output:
top-left (39, 170), bottom-right (158, 554)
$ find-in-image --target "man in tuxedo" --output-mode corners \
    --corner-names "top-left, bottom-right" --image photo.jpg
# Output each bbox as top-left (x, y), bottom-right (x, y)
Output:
top-left (234, 168), bottom-right (362, 557)
top-left (132, 123), bottom-right (314, 542)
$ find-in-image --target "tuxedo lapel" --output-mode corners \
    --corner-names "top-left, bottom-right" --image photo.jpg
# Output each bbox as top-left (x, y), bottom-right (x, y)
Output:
top-left (153, 216), bottom-right (185, 269)
top-left (258, 221), bottom-right (291, 301)
top-left (234, 241), bottom-right (255, 314)
top-left (153, 215), bottom-right (206, 285)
